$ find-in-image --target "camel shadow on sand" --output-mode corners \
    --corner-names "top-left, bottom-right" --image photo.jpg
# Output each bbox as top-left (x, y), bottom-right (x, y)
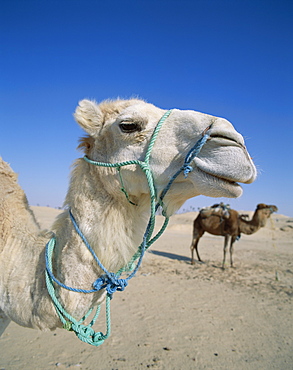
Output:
top-left (150, 250), bottom-right (190, 263)
top-left (149, 250), bottom-right (225, 270)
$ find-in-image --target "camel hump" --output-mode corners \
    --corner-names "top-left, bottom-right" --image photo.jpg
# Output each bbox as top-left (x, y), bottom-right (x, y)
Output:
top-left (199, 202), bottom-right (230, 219)
top-left (0, 158), bottom-right (19, 196)
top-left (0, 158), bottom-right (18, 178)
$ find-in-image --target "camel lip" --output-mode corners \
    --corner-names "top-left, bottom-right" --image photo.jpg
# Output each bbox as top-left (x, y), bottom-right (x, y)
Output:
top-left (192, 151), bottom-right (257, 185)
top-left (210, 176), bottom-right (243, 197)
top-left (210, 173), bottom-right (240, 187)
top-left (209, 134), bottom-right (246, 150)
top-left (190, 167), bottom-right (244, 198)
top-left (195, 164), bottom-right (253, 186)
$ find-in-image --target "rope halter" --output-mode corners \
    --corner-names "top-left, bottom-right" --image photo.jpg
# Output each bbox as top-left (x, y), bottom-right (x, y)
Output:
top-left (45, 108), bottom-right (213, 346)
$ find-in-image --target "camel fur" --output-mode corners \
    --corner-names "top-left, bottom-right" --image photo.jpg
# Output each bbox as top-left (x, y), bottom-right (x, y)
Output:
top-left (190, 203), bottom-right (278, 268)
top-left (0, 98), bottom-right (257, 336)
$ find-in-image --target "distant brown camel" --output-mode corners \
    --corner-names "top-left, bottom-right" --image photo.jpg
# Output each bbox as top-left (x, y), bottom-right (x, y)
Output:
top-left (190, 203), bottom-right (278, 268)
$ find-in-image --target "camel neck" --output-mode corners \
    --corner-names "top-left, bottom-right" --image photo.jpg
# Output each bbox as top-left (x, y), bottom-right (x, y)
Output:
top-left (251, 209), bottom-right (268, 228)
top-left (239, 210), bottom-right (267, 234)
top-left (54, 159), bottom-right (151, 271)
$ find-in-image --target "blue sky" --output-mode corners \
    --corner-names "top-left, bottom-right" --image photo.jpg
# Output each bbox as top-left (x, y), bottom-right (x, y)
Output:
top-left (1, 0), bottom-right (292, 216)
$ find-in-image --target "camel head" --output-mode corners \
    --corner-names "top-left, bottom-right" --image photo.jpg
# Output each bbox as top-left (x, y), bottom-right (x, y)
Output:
top-left (256, 203), bottom-right (278, 217)
top-left (74, 99), bottom-right (257, 215)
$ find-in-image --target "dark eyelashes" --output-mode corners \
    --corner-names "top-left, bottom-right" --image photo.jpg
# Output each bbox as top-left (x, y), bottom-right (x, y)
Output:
top-left (119, 122), bottom-right (142, 133)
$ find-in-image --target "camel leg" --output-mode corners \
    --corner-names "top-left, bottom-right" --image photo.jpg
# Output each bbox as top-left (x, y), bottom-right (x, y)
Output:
top-left (229, 236), bottom-right (237, 268)
top-left (222, 235), bottom-right (230, 269)
top-left (190, 231), bottom-right (204, 265)
top-left (194, 239), bottom-right (202, 263)
top-left (190, 237), bottom-right (197, 265)
top-left (0, 309), bottom-right (11, 337)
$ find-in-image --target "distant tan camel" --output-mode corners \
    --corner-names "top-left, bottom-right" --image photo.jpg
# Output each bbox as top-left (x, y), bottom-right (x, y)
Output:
top-left (190, 203), bottom-right (278, 268)
top-left (0, 98), bottom-right (256, 340)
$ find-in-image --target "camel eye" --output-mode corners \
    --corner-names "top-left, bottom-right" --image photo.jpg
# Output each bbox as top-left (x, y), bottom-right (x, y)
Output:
top-left (119, 122), bottom-right (141, 133)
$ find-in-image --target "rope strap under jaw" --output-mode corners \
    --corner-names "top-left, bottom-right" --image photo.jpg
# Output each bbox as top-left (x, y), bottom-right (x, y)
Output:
top-left (45, 109), bottom-right (213, 346)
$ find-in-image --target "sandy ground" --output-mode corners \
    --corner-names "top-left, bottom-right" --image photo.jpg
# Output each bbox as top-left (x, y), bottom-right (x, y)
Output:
top-left (0, 207), bottom-right (292, 370)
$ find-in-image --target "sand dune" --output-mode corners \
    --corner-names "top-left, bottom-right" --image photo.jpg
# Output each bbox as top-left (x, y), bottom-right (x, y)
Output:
top-left (0, 207), bottom-right (292, 369)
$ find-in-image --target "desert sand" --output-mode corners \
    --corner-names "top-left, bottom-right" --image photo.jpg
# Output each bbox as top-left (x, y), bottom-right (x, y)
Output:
top-left (0, 206), bottom-right (292, 370)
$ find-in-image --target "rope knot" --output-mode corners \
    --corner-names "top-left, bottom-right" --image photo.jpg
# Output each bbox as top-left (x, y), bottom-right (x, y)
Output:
top-left (93, 273), bottom-right (128, 296)
top-left (71, 323), bottom-right (105, 346)
top-left (183, 164), bottom-right (193, 178)
top-left (72, 323), bottom-right (95, 338)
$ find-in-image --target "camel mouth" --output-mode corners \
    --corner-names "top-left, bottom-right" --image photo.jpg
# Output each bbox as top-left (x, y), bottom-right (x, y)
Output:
top-left (192, 135), bottom-right (257, 186)
top-left (193, 155), bottom-right (256, 184)
top-left (194, 167), bottom-right (244, 198)
top-left (212, 174), bottom-right (240, 188)
top-left (209, 174), bottom-right (243, 198)
top-left (209, 134), bottom-right (246, 150)
top-left (208, 171), bottom-right (241, 187)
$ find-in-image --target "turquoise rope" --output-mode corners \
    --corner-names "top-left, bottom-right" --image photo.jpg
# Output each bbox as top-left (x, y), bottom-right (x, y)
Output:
top-left (45, 237), bottom-right (111, 346)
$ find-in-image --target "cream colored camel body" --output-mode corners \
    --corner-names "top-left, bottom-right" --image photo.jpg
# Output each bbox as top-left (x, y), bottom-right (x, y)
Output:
top-left (0, 98), bottom-right (256, 335)
top-left (190, 203), bottom-right (278, 268)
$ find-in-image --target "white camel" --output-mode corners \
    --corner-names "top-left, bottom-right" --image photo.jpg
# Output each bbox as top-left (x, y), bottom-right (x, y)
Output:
top-left (0, 98), bottom-right (257, 341)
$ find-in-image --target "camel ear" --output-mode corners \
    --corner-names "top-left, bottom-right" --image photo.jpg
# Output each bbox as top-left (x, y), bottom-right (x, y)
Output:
top-left (74, 99), bottom-right (103, 137)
